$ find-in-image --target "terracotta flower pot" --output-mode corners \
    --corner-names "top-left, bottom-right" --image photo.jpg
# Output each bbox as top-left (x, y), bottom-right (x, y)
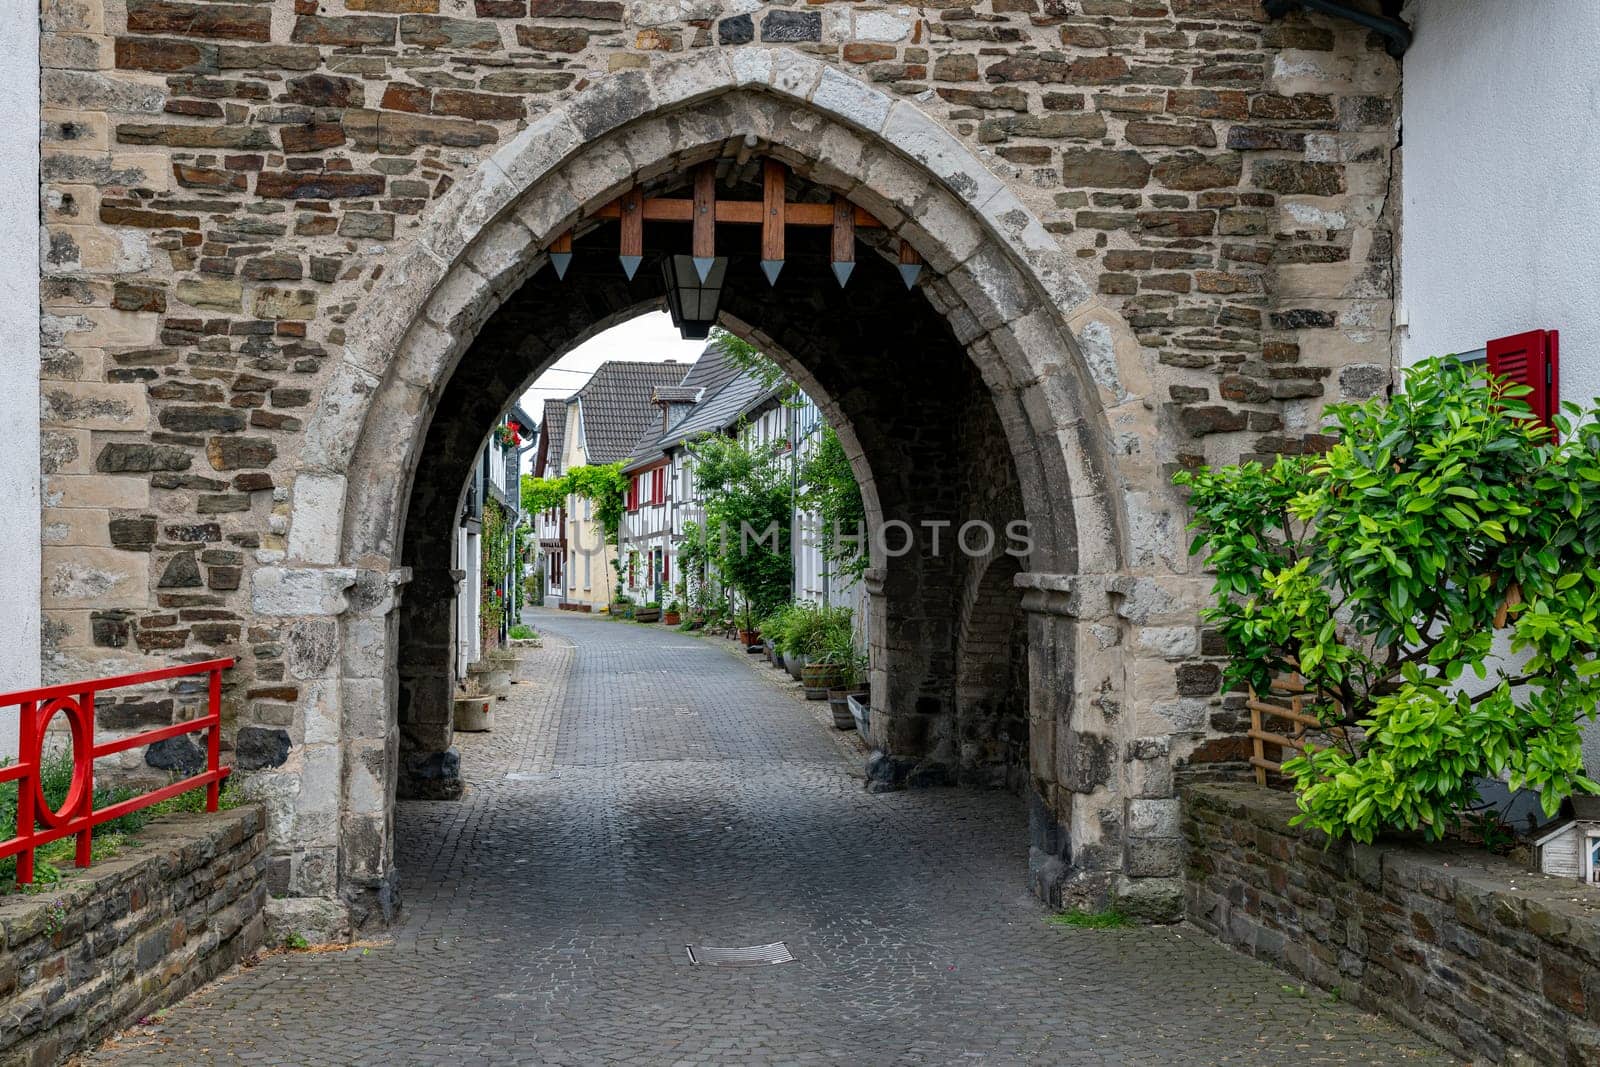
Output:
top-left (663, 611), bottom-right (681, 625)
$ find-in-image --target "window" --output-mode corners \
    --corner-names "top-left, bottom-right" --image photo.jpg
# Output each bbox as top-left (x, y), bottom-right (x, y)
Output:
top-left (1587, 833), bottom-right (1600, 885)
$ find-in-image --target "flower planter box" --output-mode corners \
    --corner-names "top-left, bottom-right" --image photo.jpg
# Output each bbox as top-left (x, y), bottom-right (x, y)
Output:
top-left (635, 607), bottom-right (660, 623)
top-left (455, 695), bottom-right (492, 732)
top-left (827, 686), bottom-right (866, 730)
top-left (801, 662), bottom-right (846, 700)
top-left (663, 611), bottom-right (681, 626)
top-left (466, 658), bottom-right (511, 699)
top-left (784, 650), bottom-right (807, 681)
top-left (847, 693), bottom-right (871, 737)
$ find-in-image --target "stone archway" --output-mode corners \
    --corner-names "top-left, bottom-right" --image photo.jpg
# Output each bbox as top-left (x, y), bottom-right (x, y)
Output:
top-left (277, 49), bottom-right (1203, 927)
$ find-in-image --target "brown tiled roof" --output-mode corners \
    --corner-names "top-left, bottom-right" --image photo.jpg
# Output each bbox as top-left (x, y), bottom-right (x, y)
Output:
top-left (574, 361), bottom-right (690, 465)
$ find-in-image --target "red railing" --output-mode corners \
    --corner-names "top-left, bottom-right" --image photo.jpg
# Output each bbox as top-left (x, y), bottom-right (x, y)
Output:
top-left (0, 658), bottom-right (234, 884)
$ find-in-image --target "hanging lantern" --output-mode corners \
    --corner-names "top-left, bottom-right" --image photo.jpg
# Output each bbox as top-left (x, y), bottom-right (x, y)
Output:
top-left (661, 253), bottom-right (726, 340)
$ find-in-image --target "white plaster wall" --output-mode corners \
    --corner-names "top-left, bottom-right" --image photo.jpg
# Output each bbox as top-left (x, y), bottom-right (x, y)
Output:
top-left (0, 7), bottom-right (40, 759)
top-left (1400, 1), bottom-right (1600, 773)
top-left (1400, 0), bottom-right (1600, 396)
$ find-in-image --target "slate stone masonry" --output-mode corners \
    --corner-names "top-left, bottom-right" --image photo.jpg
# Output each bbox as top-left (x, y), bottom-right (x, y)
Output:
top-left (1185, 783), bottom-right (1600, 1066)
top-left (0, 807), bottom-right (267, 1067)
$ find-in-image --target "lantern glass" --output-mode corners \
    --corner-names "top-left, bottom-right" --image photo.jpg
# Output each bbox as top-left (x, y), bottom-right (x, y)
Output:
top-left (662, 254), bottom-right (727, 340)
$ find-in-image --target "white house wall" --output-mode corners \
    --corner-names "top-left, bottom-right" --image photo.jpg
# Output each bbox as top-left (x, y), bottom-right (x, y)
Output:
top-left (1400, 0), bottom-right (1600, 774)
top-left (0, 7), bottom-right (41, 758)
top-left (1400, 0), bottom-right (1600, 398)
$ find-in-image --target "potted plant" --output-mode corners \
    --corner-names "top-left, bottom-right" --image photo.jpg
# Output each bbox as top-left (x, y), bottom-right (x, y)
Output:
top-left (663, 600), bottom-right (682, 626)
top-left (781, 603), bottom-right (817, 680)
top-left (611, 593), bottom-right (634, 620)
top-left (825, 644), bottom-right (868, 730)
top-left (635, 600), bottom-right (661, 623)
top-left (759, 606), bottom-right (790, 667)
top-left (801, 608), bottom-right (852, 700)
top-left (735, 601), bottom-right (761, 648)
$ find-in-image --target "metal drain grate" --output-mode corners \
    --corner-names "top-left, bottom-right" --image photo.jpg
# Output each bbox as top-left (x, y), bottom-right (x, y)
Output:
top-left (685, 942), bottom-right (794, 966)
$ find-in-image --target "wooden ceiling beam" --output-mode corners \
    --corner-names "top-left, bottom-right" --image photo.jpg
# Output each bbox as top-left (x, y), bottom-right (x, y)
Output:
top-left (591, 199), bottom-right (883, 228)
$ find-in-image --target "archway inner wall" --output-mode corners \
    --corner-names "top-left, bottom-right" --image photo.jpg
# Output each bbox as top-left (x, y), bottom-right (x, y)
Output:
top-left (36, 3), bottom-right (1400, 932)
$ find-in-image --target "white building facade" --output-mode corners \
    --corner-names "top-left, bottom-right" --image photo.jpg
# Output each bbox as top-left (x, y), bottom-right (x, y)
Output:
top-left (1397, 0), bottom-right (1600, 772)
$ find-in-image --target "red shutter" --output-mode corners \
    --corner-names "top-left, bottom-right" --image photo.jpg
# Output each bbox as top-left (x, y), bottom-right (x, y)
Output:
top-left (662, 551), bottom-right (669, 584)
top-left (1486, 329), bottom-right (1559, 429)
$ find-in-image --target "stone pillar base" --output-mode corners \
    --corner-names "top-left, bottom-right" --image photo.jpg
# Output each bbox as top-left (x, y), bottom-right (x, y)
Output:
top-left (397, 747), bottom-right (462, 800)
top-left (863, 749), bottom-right (955, 793)
top-left (265, 896), bottom-right (353, 946)
top-left (344, 867), bottom-right (401, 931)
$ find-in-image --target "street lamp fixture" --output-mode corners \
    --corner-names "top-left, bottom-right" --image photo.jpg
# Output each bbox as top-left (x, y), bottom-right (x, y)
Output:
top-left (662, 253), bottom-right (727, 340)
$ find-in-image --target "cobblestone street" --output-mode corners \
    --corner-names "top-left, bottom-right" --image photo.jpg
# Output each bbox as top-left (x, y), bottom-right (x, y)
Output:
top-left (86, 611), bottom-right (1451, 1066)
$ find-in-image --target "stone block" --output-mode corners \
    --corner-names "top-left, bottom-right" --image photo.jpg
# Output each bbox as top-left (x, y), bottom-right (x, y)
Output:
top-left (286, 475), bottom-right (345, 565)
top-left (251, 567), bottom-right (357, 617)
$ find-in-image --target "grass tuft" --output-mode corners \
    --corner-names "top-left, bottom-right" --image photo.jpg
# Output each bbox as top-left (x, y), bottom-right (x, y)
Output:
top-left (1047, 907), bottom-right (1132, 929)
top-left (1, 750), bottom-right (242, 895)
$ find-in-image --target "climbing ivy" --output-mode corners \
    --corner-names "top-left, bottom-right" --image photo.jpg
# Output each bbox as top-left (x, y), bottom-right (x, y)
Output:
top-left (1177, 356), bottom-right (1600, 844)
top-left (520, 462), bottom-right (628, 544)
top-left (480, 496), bottom-right (510, 642)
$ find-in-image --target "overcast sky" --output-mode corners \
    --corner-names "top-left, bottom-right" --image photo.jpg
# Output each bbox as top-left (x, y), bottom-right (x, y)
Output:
top-left (516, 310), bottom-right (705, 472)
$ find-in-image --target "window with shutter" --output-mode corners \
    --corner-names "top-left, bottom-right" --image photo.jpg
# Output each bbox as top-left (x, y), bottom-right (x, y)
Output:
top-left (1486, 329), bottom-right (1559, 429)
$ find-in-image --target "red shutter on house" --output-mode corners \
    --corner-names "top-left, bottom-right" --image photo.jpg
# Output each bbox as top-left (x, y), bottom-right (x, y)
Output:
top-left (1486, 329), bottom-right (1559, 428)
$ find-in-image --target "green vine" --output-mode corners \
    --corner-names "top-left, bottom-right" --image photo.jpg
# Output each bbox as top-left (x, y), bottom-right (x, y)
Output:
top-left (481, 496), bottom-right (510, 641)
top-left (521, 462), bottom-right (627, 544)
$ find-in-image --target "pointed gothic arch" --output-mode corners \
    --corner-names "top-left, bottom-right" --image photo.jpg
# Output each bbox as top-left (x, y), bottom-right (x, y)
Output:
top-left (274, 48), bottom-right (1199, 927)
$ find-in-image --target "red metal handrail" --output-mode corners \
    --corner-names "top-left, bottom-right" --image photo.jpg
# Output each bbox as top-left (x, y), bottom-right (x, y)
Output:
top-left (0, 658), bottom-right (234, 884)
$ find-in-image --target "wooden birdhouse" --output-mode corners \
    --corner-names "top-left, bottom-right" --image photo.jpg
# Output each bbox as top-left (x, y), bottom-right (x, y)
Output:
top-left (1531, 795), bottom-right (1600, 885)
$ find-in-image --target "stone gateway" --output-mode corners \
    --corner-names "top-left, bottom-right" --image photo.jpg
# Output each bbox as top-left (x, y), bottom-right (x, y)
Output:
top-left (35, 0), bottom-right (1397, 930)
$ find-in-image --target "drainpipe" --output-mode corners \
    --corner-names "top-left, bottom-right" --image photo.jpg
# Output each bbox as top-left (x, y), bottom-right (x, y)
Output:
top-left (1261, 0), bottom-right (1411, 58)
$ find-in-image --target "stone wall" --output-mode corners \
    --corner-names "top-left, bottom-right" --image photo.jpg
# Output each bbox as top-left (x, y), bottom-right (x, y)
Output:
top-left (0, 806), bottom-right (267, 1067)
top-left (38, 0), bottom-right (1403, 919)
top-left (1185, 783), bottom-right (1600, 1065)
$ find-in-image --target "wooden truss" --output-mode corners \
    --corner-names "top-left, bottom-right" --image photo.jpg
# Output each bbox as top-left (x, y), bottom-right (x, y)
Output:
top-left (545, 160), bottom-right (923, 289)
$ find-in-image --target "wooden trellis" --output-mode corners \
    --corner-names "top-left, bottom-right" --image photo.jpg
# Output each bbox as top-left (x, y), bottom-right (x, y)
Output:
top-left (548, 160), bottom-right (923, 289)
top-left (1247, 674), bottom-right (1343, 784)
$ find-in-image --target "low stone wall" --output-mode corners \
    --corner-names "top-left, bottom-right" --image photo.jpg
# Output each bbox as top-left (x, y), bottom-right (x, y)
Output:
top-left (1184, 783), bottom-right (1600, 1065)
top-left (1, 806), bottom-right (267, 1066)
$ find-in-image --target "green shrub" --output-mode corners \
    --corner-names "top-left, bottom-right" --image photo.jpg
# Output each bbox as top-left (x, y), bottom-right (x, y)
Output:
top-left (1177, 356), bottom-right (1600, 844)
top-left (1, 750), bottom-right (239, 893)
top-left (509, 623), bottom-right (535, 640)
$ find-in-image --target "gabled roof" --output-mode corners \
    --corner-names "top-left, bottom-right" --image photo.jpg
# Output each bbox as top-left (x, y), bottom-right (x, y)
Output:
top-left (676, 341), bottom-right (742, 398)
top-left (508, 402), bottom-right (538, 438)
top-left (535, 398), bottom-right (566, 478)
top-left (622, 355), bottom-right (791, 472)
top-left (574, 361), bottom-right (689, 465)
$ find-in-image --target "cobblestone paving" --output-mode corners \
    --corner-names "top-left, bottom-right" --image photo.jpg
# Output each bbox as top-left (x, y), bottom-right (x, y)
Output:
top-left (87, 610), bottom-right (1454, 1066)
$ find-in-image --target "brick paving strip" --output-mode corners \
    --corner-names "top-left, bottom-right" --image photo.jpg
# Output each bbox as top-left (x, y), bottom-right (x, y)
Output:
top-left (82, 610), bottom-right (1455, 1066)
